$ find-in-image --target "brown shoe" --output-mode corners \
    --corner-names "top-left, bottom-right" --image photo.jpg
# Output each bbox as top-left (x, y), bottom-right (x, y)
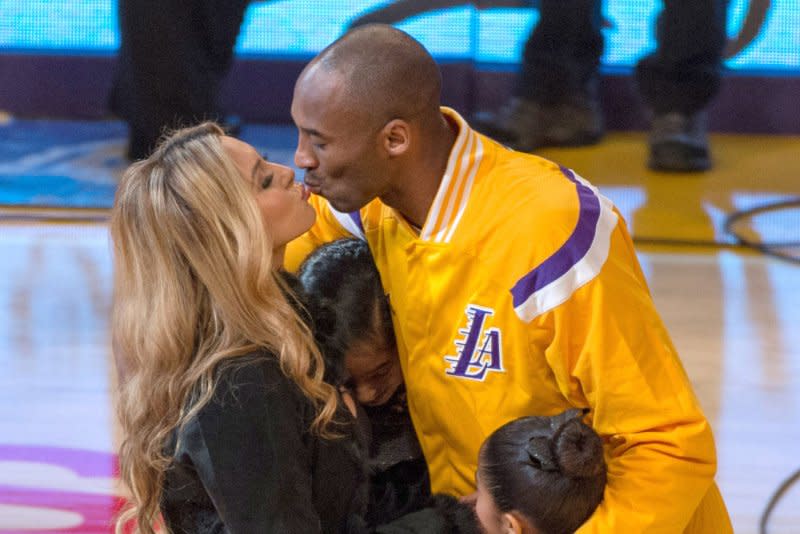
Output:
top-left (648, 112), bottom-right (711, 172)
top-left (470, 96), bottom-right (604, 152)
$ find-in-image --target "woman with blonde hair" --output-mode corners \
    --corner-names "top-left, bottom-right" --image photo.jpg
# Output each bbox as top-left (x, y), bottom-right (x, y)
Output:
top-left (111, 122), bottom-right (367, 533)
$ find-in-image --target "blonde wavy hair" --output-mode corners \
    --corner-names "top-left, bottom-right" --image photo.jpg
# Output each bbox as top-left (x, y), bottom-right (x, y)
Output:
top-left (111, 123), bottom-right (339, 533)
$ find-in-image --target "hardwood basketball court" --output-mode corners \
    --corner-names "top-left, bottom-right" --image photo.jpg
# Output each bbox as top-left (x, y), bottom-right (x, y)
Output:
top-left (1, 131), bottom-right (798, 533)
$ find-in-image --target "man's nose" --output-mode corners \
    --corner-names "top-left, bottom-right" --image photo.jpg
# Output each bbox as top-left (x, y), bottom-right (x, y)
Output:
top-left (294, 136), bottom-right (317, 170)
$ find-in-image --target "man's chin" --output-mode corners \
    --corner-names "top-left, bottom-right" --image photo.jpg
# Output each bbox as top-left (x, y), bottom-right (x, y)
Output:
top-left (328, 197), bottom-right (364, 214)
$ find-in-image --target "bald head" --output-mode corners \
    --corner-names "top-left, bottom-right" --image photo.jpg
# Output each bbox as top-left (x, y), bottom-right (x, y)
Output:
top-left (291, 25), bottom-right (456, 222)
top-left (299, 24), bottom-right (442, 127)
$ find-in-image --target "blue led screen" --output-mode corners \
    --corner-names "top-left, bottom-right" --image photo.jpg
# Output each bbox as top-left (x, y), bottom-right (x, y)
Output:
top-left (1, 0), bottom-right (797, 73)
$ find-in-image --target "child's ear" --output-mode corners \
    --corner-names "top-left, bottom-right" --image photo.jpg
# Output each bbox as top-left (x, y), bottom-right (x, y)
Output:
top-left (501, 512), bottom-right (524, 534)
top-left (503, 511), bottom-right (537, 534)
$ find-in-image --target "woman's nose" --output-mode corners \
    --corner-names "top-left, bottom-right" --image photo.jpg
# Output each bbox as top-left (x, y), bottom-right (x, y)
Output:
top-left (280, 165), bottom-right (295, 187)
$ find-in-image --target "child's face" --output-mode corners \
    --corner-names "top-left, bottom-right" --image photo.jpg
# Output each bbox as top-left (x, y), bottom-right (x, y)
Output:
top-left (475, 470), bottom-right (506, 534)
top-left (344, 334), bottom-right (403, 406)
top-left (475, 466), bottom-right (529, 534)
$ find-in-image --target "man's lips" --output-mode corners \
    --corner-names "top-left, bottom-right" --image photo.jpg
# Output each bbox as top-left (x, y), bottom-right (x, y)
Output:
top-left (303, 175), bottom-right (322, 194)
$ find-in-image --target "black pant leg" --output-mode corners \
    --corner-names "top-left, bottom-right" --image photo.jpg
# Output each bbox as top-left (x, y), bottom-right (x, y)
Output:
top-left (516, 0), bottom-right (604, 103)
top-left (635, 0), bottom-right (728, 115)
top-left (110, 0), bottom-right (249, 159)
top-left (200, 0), bottom-right (252, 101)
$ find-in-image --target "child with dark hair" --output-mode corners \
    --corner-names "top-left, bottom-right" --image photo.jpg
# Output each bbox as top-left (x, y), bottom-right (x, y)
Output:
top-left (297, 237), bottom-right (401, 404)
top-left (297, 238), bottom-right (432, 526)
top-left (475, 409), bottom-right (607, 534)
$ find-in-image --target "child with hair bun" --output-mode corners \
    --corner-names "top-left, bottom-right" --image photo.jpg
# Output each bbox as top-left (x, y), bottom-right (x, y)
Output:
top-left (475, 409), bottom-right (607, 534)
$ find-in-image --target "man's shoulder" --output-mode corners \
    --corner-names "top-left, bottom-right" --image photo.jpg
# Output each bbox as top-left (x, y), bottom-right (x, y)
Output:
top-left (459, 155), bottom-right (620, 300)
top-left (483, 149), bottom-right (581, 204)
top-left (469, 152), bottom-right (593, 238)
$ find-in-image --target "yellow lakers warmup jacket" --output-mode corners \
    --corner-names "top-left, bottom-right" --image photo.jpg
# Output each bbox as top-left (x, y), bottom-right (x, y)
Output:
top-left (286, 108), bottom-right (732, 533)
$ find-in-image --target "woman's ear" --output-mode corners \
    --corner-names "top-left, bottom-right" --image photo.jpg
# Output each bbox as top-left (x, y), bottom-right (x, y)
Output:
top-left (381, 119), bottom-right (411, 157)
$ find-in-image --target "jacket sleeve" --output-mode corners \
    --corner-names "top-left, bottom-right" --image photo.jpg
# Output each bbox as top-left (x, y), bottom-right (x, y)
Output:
top-left (285, 194), bottom-right (354, 272)
top-left (533, 224), bottom-right (718, 533)
top-left (185, 361), bottom-right (323, 533)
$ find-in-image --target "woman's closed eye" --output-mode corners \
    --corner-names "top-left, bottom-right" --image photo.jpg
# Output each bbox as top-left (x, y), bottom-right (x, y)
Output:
top-left (256, 153), bottom-right (274, 189)
top-left (260, 173), bottom-right (274, 189)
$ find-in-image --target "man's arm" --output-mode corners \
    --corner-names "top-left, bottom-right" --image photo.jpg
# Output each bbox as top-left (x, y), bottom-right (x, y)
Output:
top-left (536, 225), bottom-right (726, 533)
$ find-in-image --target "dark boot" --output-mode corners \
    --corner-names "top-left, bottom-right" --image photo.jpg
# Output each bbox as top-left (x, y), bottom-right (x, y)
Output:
top-left (648, 111), bottom-right (711, 172)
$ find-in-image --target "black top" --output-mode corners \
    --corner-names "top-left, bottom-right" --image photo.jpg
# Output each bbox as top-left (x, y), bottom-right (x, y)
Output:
top-left (160, 353), bottom-right (368, 533)
top-left (362, 386), bottom-right (431, 527)
top-left (346, 495), bottom-right (482, 534)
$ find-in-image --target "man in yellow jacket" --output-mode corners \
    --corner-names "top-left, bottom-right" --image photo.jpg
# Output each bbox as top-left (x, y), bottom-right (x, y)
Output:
top-left (286, 24), bottom-right (732, 533)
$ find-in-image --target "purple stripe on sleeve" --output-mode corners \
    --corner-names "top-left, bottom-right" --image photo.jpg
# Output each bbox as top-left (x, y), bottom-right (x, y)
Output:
top-left (348, 211), bottom-right (365, 234)
top-left (510, 167), bottom-right (601, 308)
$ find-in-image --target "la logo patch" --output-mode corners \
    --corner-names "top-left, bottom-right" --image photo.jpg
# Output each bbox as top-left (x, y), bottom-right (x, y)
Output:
top-left (445, 305), bottom-right (505, 381)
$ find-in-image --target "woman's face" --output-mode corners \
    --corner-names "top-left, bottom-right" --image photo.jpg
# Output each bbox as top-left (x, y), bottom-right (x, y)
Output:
top-left (221, 136), bottom-right (316, 250)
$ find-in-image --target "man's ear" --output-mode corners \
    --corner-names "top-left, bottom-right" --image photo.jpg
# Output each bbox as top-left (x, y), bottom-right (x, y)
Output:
top-left (381, 119), bottom-right (411, 156)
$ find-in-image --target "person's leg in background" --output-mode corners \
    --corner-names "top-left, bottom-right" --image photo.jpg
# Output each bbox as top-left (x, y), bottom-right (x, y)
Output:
top-left (110, 0), bottom-right (250, 161)
top-left (471, 0), bottom-right (605, 150)
top-left (636, 0), bottom-right (727, 171)
top-left (201, 0), bottom-right (251, 133)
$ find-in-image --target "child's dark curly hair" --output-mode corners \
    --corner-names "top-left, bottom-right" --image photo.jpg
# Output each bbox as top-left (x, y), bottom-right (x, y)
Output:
top-left (297, 238), bottom-right (394, 386)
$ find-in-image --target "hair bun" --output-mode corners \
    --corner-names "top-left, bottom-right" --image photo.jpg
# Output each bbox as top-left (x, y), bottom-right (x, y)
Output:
top-left (553, 418), bottom-right (605, 478)
top-left (525, 436), bottom-right (558, 472)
